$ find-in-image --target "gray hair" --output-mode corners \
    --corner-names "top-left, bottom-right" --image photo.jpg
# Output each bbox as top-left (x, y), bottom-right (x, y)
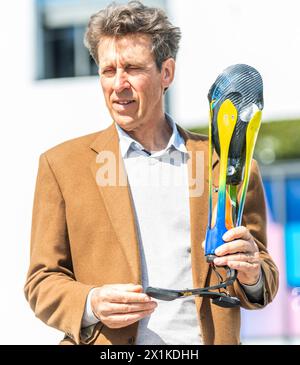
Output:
top-left (84, 1), bottom-right (181, 71)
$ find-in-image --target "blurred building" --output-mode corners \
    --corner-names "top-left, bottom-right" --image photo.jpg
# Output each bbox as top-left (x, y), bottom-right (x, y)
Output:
top-left (241, 160), bottom-right (300, 344)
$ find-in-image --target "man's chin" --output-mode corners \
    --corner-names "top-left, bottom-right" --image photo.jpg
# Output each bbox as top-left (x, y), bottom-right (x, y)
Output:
top-left (113, 114), bottom-right (136, 130)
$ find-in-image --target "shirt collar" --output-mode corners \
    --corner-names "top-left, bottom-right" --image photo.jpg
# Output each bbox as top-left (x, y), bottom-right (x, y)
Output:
top-left (115, 113), bottom-right (187, 158)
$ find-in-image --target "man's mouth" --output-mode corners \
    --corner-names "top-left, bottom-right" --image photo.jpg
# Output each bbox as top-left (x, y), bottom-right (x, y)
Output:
top-left (114, 100), bottom-right (135, 105)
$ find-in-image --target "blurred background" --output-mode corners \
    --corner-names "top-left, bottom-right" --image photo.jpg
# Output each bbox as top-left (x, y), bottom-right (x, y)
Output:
top-left (0, 0), bottom-right (299, 345)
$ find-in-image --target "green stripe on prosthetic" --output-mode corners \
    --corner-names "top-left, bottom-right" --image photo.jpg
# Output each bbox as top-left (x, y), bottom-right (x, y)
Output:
top-left (229, 184), bottom-right (237, 225)
top-left (237, 110), bottom-right (262, 226)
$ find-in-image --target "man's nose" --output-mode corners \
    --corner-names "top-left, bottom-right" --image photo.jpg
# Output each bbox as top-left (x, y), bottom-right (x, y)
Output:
top-left (113, 69), bottom-right (130, 93)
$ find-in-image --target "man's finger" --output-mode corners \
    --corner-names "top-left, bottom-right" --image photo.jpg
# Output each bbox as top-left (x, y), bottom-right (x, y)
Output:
top-left (213, 253), bottom-right (258, 266)
top-left (222, 226), bottom-right (252, 242)
top-left (215, 239), bottom-right (255, 256)
top-left (227, 260), bottom-right (260, 272)
top-left (109, 284), bottom-right (144, 292)
top-left (105, 289), bottom-right (151, 303)
top-left (104, 308), bottom-right (155, 328)
top-left (101, 301), bottom-right (157, 315)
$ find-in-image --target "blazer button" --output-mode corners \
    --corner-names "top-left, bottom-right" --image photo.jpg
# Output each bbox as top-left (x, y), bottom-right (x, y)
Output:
top-left (128, 336), bottom-right (135, 345)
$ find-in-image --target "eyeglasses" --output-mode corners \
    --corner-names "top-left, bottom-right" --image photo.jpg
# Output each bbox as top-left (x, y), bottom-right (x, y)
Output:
top-left (145, 264), bottom-right (241, 308)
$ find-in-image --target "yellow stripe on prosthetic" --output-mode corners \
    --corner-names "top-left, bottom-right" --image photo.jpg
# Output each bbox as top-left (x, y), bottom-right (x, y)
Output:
top-left (214, 99), bottom-right (238, 227)
top-left (237, 110), bottom-right (262, 225)
top-left (217, 99), bottom-right (238, 183)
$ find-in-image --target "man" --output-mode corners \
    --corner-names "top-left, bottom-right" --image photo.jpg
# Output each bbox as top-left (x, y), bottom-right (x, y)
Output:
top-left (24, 1), bottom-right (279, 345)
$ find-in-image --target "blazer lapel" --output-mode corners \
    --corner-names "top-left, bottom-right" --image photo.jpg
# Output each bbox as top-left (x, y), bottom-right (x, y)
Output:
top-left (89, 124), bottom-right (142, 285)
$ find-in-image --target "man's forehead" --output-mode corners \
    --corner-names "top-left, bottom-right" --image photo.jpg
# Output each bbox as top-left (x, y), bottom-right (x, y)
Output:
top-left (98, 34), bottom-right (153, 66)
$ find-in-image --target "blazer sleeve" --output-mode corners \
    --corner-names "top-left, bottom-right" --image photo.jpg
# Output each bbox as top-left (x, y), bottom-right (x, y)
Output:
top-left (232, 159), bottom-right (279, 309)
top-left (24, 153), bottom-right (95, 344)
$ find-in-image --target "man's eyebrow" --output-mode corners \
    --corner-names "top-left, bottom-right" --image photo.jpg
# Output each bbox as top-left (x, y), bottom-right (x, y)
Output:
top-left (100, 61), bottom-right (147, 69)
top-left (124, 62), bottom-right (145, 67)
top-left (100, 63), bottom-right (114, 69)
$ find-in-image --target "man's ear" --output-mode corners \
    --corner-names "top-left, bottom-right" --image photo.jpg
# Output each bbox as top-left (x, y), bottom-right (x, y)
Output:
top-left (161, 58), bottom-right (176, 90)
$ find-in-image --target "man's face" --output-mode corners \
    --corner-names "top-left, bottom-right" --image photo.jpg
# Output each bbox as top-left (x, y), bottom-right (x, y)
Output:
top-left (98, 34), bottom-right (171, 131)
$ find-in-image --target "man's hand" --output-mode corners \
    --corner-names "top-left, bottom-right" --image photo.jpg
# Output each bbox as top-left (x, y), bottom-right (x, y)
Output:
top-left (91, 284), bottom-right (157, 329)
top-left (203, 226), bottom-right (261, 286)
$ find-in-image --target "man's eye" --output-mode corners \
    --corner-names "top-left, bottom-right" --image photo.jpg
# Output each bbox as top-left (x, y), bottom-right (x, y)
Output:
top-left (102, 69), bottom-right (115, 75)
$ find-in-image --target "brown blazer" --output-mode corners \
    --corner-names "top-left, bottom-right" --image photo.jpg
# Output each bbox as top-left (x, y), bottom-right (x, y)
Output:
top-left (24, 123), bottom-right (279, 345)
